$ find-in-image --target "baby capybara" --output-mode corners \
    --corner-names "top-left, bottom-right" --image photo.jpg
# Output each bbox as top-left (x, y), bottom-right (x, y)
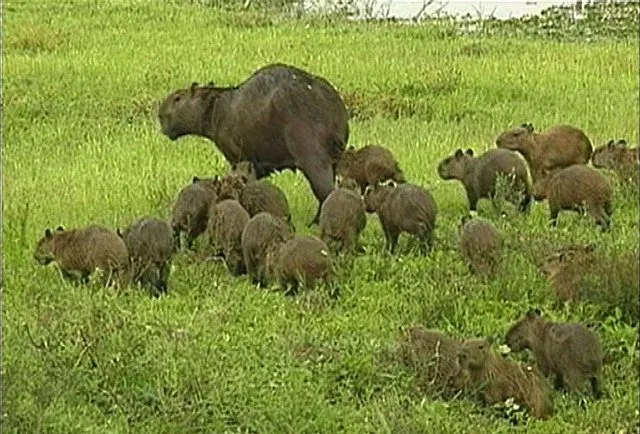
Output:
top-left (458, 215), bottom-right (502, 276)
top-left (437, 148), bottom-right (532, 213)
top-left (33, 224), bottom-right (129, 287)
top-left (265, 235), bottom-right (333, 295)
top-left (206, 199), bottom-right (251, 276)
top-left (532, 164), bottom-right (614, 230)
top-left (539, 244), bottom-right (598, 303)
top-left (318, 185), bottom-right (367, 254)
top-left (364, 182), bottom-right (437, 254)
top-left (170, 175), bottom-right (221, 249)
top-left (241, 212), bottom-right (292, 286)
top-left (592, 139), bottom-right (639, 184)
top-left (117, 217), bottom-right (175, 297)
top-left (505, 309), bottom-right (604, 398)
top-left (458, 338), bottom-right (555, 420)
top-left (495, 123), bottom-right (593, 180)
top-left (336, 144), bottom-right (406, 193)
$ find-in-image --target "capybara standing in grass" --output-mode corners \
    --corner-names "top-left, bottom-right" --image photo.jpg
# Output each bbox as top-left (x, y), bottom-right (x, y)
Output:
top-left (33, 225), bottom-right (129, 287)
top-left (458, 215), bottom-right (502, 276)
top-left (495, 123), bottom-right (593, 180)
top-left (157, 63), bottom-right (350, 227)
top-left (437, 148), bottom-right (532, 214)
top-left (117, 217), bottom-right (175, 297)
top-left (241, 212), bottom-right (292, 286)
top-left (318, 185), bottom-right (367, 254)
top-left (532, 164), bottom-right (614, 230)
top-left (336, 144), bottom-right (406, 194)
top-left (592, 139), bottom-right (639, 185)
top-left (206, 199), bottom-right (251, 276)
top-left (458, 338), bottom-right (555, 420)
top-left (505, 309), bottom-right (604, 398)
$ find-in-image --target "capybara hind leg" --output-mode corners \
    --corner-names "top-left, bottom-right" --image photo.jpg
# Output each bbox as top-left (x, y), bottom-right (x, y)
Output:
top-left (383, 228), bottom-right (399, 254)
top-left (549, 207), bottom-right (560, 227)
top-left (299, 161), bottom-right (335, 227)
top-left (562, 371), bottom-right (587, 395)
top-left (590, 376), bottom-right (603, 399)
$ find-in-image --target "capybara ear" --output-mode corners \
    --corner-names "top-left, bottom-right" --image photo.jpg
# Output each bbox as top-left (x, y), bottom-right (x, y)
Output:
top-left (618, 139), bottom-right (627, 147)
top-left (454, 149), bottom-right (464, 159)
top-left (190, 82), bottom-right (198, 95)
top-left (44, 228), bottom-right (52, 238)
top-left (192, 176), bottom-right (200, 184)
top-left (530, 308), bottom-right (542, 317)
top-left (585, 243), bottom-right (596, 252)
top-left (55, 225), bottom-right (65, 232)
top-left (207, 81), bottom-right (214, 86)
top-left (116, 228), bottom-right (123, 238)
top-left (231, 162), bottom-right (237, 170)
top-left (363, 184), bottom-right (374, 195)
top-left (526, 123), bottom-right (534, 132)
top-left (606, 139), bottom-right (615, 147)
top-left (465, 148), bottom-right (474, 157)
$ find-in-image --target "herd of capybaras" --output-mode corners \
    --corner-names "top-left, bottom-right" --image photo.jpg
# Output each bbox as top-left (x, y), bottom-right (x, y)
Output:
top-left (32, 63), bottom-right (639, 422)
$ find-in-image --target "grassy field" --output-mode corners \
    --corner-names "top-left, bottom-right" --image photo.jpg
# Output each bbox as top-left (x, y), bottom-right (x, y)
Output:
top-left (2, 2), bottom-right (639, 433)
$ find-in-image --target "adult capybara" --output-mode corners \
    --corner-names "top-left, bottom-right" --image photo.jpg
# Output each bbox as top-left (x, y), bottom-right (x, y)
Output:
top-left (318, 186), bottom-right (367, 253)
top-left (505, 309), bottom-right (604, 398)
top-left (336, 145), bottom-right (406, 194)
top-left (495, 123), bottom-right (593, 180)
top-left (33, 224), bottom-right (129, 287)
top-left (206, 199), bottom-right (250, 276)
top-left (241, 212), bottom-right (292, 286)
top-left (157, 63), bottom-right (350, 227)
top-left (364, 182), bottom-right (438, 254)
top-left (539, 244), bottom-right (598, 303)
top-left (437, 148), bottom-right (532, 213)
top-left (170, 175), bottom-right (221, 249)
top-left (117, 217), bottom-right (175, 297)
top-left (458, 338), bottom-right (554, 420)
top-left (532, 164), bottom-right (614, 230)
top-left (265, 235), bottom-right (333, 295)
top-left (458, 215), bottom-right (502, 276)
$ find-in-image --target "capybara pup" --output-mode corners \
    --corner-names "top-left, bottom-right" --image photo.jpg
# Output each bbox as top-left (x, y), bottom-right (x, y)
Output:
top-left (532, 164), bottom-right (614, 230)
top-left (118, 217), bottom-right (175, 297)
top-left (495, 123), bottom-right (593, 179)
top-left (206, 199), bottom-right (251, 276)
top-left (458, 338), bottom-right (554, 420)
top-left (437, 148), bottom-right (532, 214)
top-left (34, 224), bottom-right (129, 287)
top-left (505, 309), bottom-right (604, 398)
top-left (458, 215), bottom-right (502, 276)
top-left (241, 212), bottom-right (292, 286)
top-left (170, 175), bottom-right (221, 249)
top-left (364, 182), bottom-right (438, 254)
top-left (336, 144), bottom-right (406, 194)
top-left (539, 244), bottom-right (598, 303)
top-left (592, 139), bottom-right (639, 184)
top-left (319, 185), bottom-right (367, 254)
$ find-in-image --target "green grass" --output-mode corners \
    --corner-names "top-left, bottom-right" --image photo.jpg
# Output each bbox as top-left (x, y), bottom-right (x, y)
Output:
top-left (3, 2), bottom-right (639, 433)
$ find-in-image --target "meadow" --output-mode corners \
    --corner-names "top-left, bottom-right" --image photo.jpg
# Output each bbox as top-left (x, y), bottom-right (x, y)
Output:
top-left (2, 2), bottom-right (639, 433)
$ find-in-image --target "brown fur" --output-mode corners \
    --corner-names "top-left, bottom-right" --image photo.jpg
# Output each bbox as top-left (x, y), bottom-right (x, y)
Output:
top-left (505, 309), bottom-right (604, 398)
top-left (170, 176), bottom-right (220, 249)
top-left (241, 212), bottom-right (292, 286)
top-left (495, 123), bottom-right (593, 179)
top-left (539, 244), bottom-right (598, 303)
top-left (458, 215), bottom-right (502, 276)
top-left (336, 145), bottom-right (406, 194)
top-left (335, 176), bottom-right (361, 193)
top-left (592, 139), bottom-right (639, 170)
top-left (364, 182), bottom-right (437, 254)
top-left (230, 160), bottom-right (258, 182)
top-left (437, 148), bottom-right (532, 213)
top-left (318, 187), bottom-right (367, 253)
top-left (206, 199), bottom-right (251, 275)
top-left (458, 338), bottom-right (554, 420)
top-left (532, 164), bottom-right (614, 230)
top-left (33, 225), bottom-right (129, 287)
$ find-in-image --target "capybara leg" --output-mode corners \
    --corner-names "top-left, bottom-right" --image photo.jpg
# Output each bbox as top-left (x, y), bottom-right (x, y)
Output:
top-left (549, 207), bottom-right (560, 227)
top-left (384, 228), bottom-right (399, 254)
top-left (553, 373), bottom-right (565, 391)
top-left (300, 163), bottom-right (335, 227)
top-left (172, 227), bottom-right (181, 251)
top-left (562, 371), bottom-right (586, 395)
top-left (519, 192), bottom-right (532, 213)
top-left (604, 200), bottom-right (614, 217)
top-left (590, 376), bottom-right (603, 399)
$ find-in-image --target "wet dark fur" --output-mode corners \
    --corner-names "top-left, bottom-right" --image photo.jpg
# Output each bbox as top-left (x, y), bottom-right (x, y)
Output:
top-left (241, 212), bottom-right (292, 286)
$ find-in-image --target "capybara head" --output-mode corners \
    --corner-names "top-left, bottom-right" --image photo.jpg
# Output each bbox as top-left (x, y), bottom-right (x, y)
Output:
top-left (539, 243), bottom-right (597, 277)
top-left (457, 338), bottom-right (491, 370)
top-left (458, 214), bottom-right (474, 232)
top-left (158, 82), bottom-right (221, 141)
top-left (505, 309), bottom-right (542, 352)
top-left (33, 226), bottom-right (65, 265)
top-left (192, 175), bottom-right (221, 193)
top-left (437, 149), bottom-right (474, 180)
top-left (336, 176), bottom-right (360, 193)
top-left (592, 139), bottom-right (630, 169)
top-left (231, 161), bottom-right (258, 182)
top-left (363, 182), bottom-right (394, 213)
top-left (495, 123), bottom-right (535, 150)
top-left (218, 172), bottom-right (250, 201)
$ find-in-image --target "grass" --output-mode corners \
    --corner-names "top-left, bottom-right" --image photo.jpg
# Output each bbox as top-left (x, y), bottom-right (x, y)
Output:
top-left (2, 1), bottom-right (639, 433)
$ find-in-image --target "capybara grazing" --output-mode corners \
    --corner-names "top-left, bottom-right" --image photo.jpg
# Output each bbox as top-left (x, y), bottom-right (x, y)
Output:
top-left (458, 215), bottom-right (502, 276)
top-left (396, 325), bottom-right (469, 398)
top-left (505, 309), bottom-right (604, 398)
top-left (241, 212), bottom-right (292, 286)
top-left (318, 185), bottom-right (367, 253)
top-left (170, 175), bottom-right (221, 249)
top-left (265, 235), bottom-right (333, 295)
top-left (336, 145), bottom-right (406, 194)
top-left (458, 338), bottom-right (554, 420)
top-left (158, 63), bottom-right (350, 226)
top-left (539, 244), bottom-right (598, 303)
top-left (364, 182), bottom-right (438, 254)
top-left (33, 225), bottom-right (129, 287)
top-left (117, 217), bottom-right (175, 297)
top-left (495, 123), bottom-right (593, 179)
top-left (532, 164), bottom-right (614, 230)
top-left (206, 199), bottom-right (251, 276)
top-left (437, 148), bottom-right (532, 214)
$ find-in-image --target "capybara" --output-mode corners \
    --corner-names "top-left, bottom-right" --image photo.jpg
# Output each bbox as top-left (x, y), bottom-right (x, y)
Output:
top-left (241, 212), bottom-right (292, 286)
top-left (336, 145), bottom-right (406, 194)
top-left (458, 338), bottom-right (554, 420)
top-left (336, 175), bottom-right (361, 192)
top-left (170, 175), bottom-right (221, 249)
top-left (532, 164), bottom-right (614, 230)
top-left (495, 123), bottom-right (593, 179)
top-left (505, 309), bottom-right (604, 398)
top-left (265, 235), bottom-right (333, 294)
top-left (230, 160), bottom-right (258, 182)
top-left (396, 325), bottom-right (469, 398)
top-left (458, 215), bottom-right (502, 276)
top-left (206, 199), bottom-right (251, 276)
top-left (158, 63), bottom-right (350, 226)
top-left (364, 182), bottom-right (438, 254)
top-left (437, 148), bottom-right (532, 213)
top-left (33, 224), bottom-right (129, 287)
top-left (117, 217), bottom-right (175, 297)
top-left (539, 244), bottom-right (598, 303)
top-left (318, 186), bottom-right (367, 253)
top-left (592, 139), bottom-right (639, 184)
